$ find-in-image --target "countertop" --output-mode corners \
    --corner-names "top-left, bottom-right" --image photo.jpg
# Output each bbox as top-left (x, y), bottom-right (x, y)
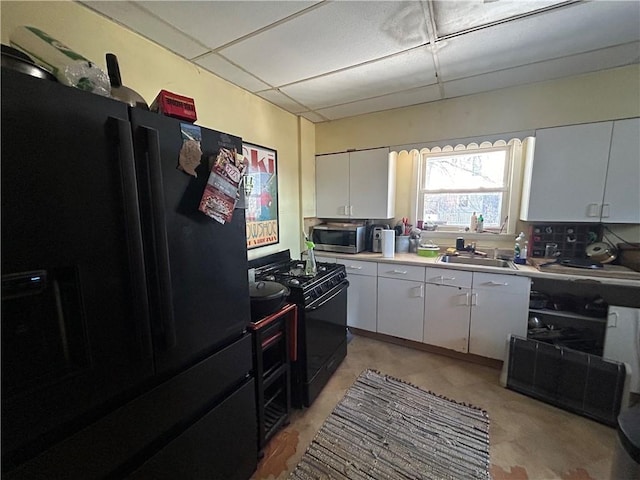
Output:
top-left (315, 251), bottom-right (640, 288)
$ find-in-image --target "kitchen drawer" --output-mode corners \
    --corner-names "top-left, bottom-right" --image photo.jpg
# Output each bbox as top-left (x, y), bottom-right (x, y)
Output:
top-left (378, 263), bottom-right (425, 282)
top-left (338, 259), bottom-right (377, 276)
top-left (6, 334), bottom-right (253, 479)
top-left (128, 378), bottom-right (257, 480)
top-left (425, 267), bottom-right (472, 288)
top-left (472, 272), bottom-right (530, 295)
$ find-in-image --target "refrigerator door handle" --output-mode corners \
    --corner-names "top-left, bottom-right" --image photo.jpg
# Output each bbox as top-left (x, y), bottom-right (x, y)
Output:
top-left (142, 125), bottom-right (177, 350)
top-left (111, 116), bottom-right (152, 358)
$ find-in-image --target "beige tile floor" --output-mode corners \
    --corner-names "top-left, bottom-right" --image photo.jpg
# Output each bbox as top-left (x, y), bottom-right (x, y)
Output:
top-left (252, 333), bottom-right (618, 480)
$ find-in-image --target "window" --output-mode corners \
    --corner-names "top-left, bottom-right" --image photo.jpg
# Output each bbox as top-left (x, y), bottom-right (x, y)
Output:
top-left (408, 139), bottom-right (530, 234)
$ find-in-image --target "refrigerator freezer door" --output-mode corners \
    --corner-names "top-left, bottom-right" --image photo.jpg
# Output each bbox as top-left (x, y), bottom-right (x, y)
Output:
top-left (604, 306), bottom-right (640, 393)
top-left (1, 68), bottom-right (154, 464)
top-left (130, 109), bottom-right (251, 375)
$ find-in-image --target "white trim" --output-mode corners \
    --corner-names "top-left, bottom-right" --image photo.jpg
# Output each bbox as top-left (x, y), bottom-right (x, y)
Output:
top-left (400, 138), bottom-right (533, 235)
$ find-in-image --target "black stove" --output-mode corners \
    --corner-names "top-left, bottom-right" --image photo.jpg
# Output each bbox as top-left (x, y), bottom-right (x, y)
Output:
top-left (255, 260), bottom-right (347, 305)
top-left (249, 250), bottom-right (349, 408)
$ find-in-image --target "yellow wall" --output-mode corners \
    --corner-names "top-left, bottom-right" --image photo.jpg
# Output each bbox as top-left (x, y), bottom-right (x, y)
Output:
top-left (1, 0), bottom-right (306, 260)
top-left (315, 65), bottom-right (640, 153)
top-left (312, 66), bottom-right (640, 243)
top-left (4, 0), bottom-right (639, 251)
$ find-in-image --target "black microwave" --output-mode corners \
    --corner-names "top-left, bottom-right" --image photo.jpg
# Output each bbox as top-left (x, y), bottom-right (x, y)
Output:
top-left (311, 224), bottom-right (365, 254)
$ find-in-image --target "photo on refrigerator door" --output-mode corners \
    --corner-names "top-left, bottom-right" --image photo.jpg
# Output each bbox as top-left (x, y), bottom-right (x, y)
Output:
top-left (243, 142), bottom-right (279, 249)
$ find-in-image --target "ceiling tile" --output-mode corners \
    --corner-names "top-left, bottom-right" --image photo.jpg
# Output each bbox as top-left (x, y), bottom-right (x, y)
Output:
top-left (442, 42), bottom-right (640, 99)
top-left (281, 47), bottom-right (437, 110)
top-left (80, 1), bottom-right (209, 59)
top-left (219, 1), bottom-right (430, 86)
top-left (256, 90), bottom-right (308, 114)
top-left (135, 1), bottom-right (319, 50)
top-left (316, 84), bottom-right (441, 121)
top-left (432, 0), bottom-right (567, 37)
top-left (437, 1), bottom-right (640, 81)
top-left (195, 53), bottom-right (270, 92)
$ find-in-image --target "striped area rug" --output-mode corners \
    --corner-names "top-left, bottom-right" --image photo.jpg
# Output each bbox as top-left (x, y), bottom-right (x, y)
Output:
top-left (290, 369), bottom-right (490, 480)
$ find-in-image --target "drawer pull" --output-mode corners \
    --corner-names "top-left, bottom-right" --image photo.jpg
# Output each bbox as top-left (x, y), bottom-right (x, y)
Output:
top-left (347, 265), bottom-right (363, 270)
top-left (483, 281), bottom-right (508, 286)
top-left (390, 269), bottom-right (408, 275)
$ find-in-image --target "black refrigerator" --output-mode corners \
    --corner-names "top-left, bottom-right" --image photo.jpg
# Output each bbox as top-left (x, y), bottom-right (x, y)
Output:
top-left (1, 67), bottom-right (257, 479)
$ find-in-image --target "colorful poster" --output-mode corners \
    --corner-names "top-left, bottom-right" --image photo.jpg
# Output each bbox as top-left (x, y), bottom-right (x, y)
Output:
top-left (243, 142), bottom-right (279, 249)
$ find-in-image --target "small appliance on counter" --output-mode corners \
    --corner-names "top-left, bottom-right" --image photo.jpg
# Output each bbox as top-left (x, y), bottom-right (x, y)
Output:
top-left (310, 223), bottom-right (365, 254)
top-left (367, 223), bottom-right (390, 252)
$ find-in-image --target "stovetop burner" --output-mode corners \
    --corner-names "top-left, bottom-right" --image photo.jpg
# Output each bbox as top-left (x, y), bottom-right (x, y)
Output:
top-left (257, 261), bottom-right (340, 289)
top-left (249, 250), bottom-right (347, 305)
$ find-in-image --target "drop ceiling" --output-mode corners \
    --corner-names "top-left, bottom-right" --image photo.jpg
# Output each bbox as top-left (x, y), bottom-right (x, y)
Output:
top-left (81, 0), bottom-right (640, 123)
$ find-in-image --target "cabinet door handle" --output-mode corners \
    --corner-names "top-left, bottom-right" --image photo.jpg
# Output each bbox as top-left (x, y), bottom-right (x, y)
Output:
top-left (601, 203), bottom-right (611, 218)
top-left (343, 205), bottom-right (349, 216)
top-left (441, 276), bottom-right (456, 282)
top-left (411, 285), bottom-right (424, 298)
top-left (349, 205), bottom-right (353, 215)
top-left (347, 265), bottom-right (363, 270)
top-left (587, 203), bottom-right (600, 217)
top-left (390, 270), bottom-right (408, 275)
top-left (459, 292), bottom-right (470, 306)
top-left (483, 281), bottom-right (509, 286)
top-left (608, 311), bottom-right (618, 328)
top-left (471, 292), bottom-right (478, 306)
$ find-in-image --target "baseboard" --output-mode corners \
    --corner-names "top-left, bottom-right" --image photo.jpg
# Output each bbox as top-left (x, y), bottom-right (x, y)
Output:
top-left (348, 328), bottom-right (503, 370)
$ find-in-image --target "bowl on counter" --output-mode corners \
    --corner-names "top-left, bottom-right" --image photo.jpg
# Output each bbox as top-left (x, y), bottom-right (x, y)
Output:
top-left (417, 244), bottom-right (440, 257)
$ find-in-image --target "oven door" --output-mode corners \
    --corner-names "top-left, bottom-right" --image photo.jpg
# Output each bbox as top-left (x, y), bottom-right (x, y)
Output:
top-left (302, 280), bottom-right (349, 403)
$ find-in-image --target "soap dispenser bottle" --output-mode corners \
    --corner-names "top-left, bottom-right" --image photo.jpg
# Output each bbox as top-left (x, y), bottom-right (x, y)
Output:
top-left (514, 232), bottom-right (526, 264)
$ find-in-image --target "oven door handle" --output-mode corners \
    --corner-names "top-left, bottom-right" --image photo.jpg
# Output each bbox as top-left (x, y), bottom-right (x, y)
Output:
top-left (306, 280), bottom-right (349, 311)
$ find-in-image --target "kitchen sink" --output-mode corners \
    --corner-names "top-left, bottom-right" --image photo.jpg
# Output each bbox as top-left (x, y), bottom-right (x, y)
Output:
top-left (438, 255), bottom-right (517, 269)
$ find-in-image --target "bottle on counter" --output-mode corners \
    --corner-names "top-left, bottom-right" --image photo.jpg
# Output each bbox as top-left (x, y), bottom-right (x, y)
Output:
top-left (514, 232), bottom-right (526, 264)
top-left (521, 240), bottom-right (528, 262)
top-left (470, 212), bottom-right (478, 232)
top-left (304, 240), bottom-right (317, 276)
top-left (477, 214), bottom-right (484, 233)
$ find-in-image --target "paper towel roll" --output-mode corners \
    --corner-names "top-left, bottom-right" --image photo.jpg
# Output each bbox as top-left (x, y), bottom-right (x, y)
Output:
top-left (382, 229), bottom-right (395, 258)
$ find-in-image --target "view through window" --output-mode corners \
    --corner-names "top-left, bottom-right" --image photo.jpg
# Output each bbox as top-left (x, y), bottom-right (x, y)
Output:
top-left (418, 148), bottom-right (510, 230)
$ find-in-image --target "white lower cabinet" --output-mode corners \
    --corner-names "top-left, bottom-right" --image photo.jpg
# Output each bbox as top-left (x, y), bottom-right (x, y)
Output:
top-left (377, 264), bottom-right (425, 342)
top-left (603, 305), bottom-right (640, 394)
top-left (424, 269), bottom-right (473, 353)
top-left (468, 273), bottom-right (530, 360)
top-left (423, 268), bottom-right (530, 360)
top-left (336, 259), bottom-right (377, 332)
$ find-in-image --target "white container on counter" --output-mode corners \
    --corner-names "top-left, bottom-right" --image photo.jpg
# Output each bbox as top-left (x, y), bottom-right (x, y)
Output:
top-left (381, 230), bottom-right (395, 258)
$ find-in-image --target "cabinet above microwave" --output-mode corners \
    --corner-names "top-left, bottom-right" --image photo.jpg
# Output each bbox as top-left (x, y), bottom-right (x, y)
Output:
top-left (315, 147), bottom-right (395, 220)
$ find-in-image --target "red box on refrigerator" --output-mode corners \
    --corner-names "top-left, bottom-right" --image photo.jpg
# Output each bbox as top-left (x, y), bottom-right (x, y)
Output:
top-left (150, 90), bottom-right (197, 122)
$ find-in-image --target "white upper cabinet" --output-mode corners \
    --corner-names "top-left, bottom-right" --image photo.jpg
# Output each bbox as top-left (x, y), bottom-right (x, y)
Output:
top-left (602, 118), bottom-right (640, 223)
top-left (316, 147), bottom-right (395, 219)
top-left (520, 118), bottom-right (639, 223)
top-left (315, 152), bottom-right (350, 218)
top-left (520, 122), bottom-right (611, 222)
